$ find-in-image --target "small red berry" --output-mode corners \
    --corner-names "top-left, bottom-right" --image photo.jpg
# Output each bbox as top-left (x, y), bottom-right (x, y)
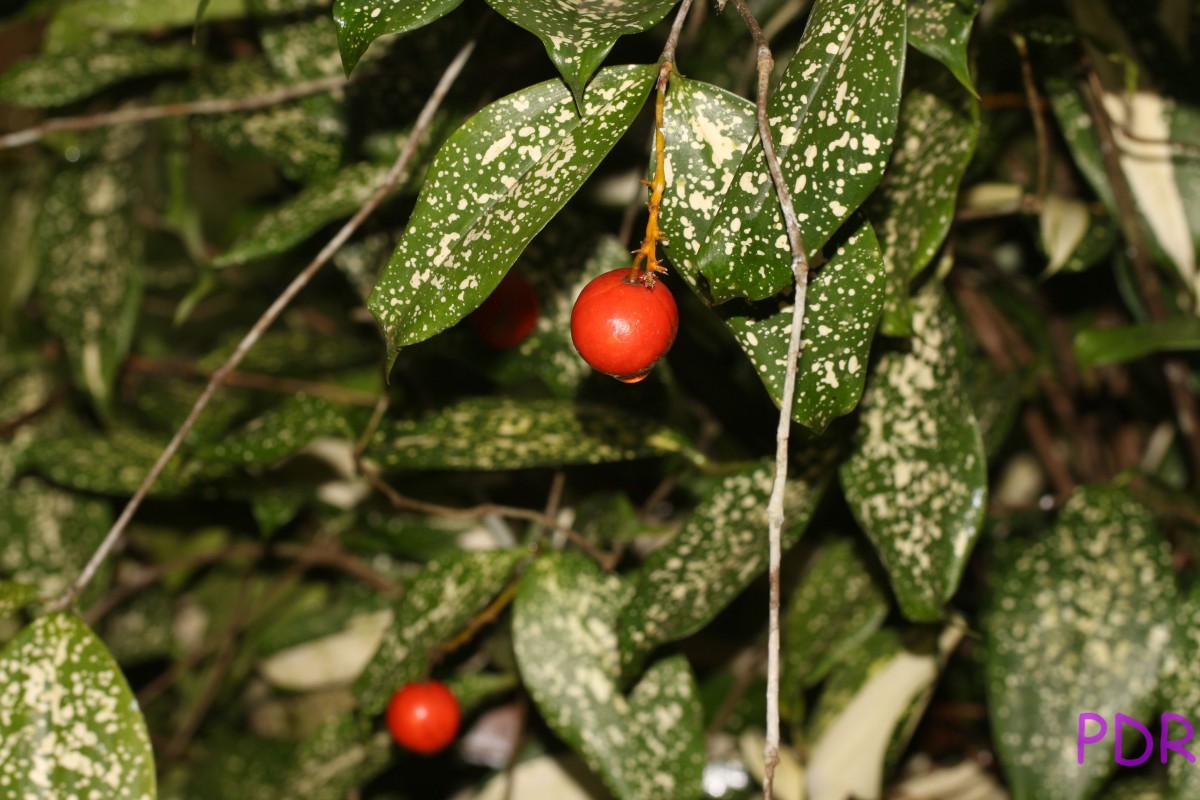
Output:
top-left (386, 681), bottom-right (461, 755)
top-left (570, 268), bottom-right (678, 383)
top-left (471, 272), bottom-right (540, 349)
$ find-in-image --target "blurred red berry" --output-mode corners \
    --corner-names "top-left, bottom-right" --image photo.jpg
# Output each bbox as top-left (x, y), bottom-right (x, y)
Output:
top-left (471, 272), bottom-right (540, 349)
top-left (386, 681), bottom-right (461, 755)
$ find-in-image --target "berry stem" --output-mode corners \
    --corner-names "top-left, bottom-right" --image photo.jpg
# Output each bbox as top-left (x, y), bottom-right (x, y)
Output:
top-left (629, 63), bottom-right (672, 284)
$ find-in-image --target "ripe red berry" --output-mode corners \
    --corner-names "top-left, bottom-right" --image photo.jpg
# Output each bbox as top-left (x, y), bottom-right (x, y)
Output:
top-left (470, 272), bottom-right (540, 349)
top-left (386, 681), bottom-right (461, 755)
top-left (570, 268), bottom-right (678, 383)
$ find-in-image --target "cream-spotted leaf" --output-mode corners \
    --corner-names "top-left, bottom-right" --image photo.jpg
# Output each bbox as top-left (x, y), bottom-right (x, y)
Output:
top-left (907, 0), bottom-right (982, 96)
top-left (781, 538), bottom-right (889, 716)
top-left (723, 217), bottom-right (886, 431)
top-left (839, 286), bottom-right (987, 622)
top-left (22, 426), bottom-right (206, 496)
top-left (198, 328), bottom-right (378, 376)
top-left (869, 60), bottom-right (978, 335)
top-left (694, 0), bottom-right (906, 303)
top-left (0, 40), bottom-right (195, 107)
top-left (334, 0), bottom-right (466, 76)
top-left (0, 613), bottom-right (155, 799)
top-left (514, 554), bottom-right (705, 800)
top-left (354, 550), bottom-right (523, 715)
top-left (485, 0), bottom-right (677, 107)
top-left (369, 397), bottom-right (689, 470)
top-left (368, 64), bottom-right (655, 359)
top-left (985, 486), bottom-right (1175, 800)
top-left (618, 456), bottom-right (830, 675)
top-left (199, 395), bottom-right (355, 466)
top-left (35, 163), bottom-right (143, 415)
top-left (44, 0), bottom-right (246, 50)
top-left (0, 481), bottom-right (110, 599)
top-left (1165, 583), bottom-right (1200, 799)
top-left (261, 16), bottom-right (343, 82)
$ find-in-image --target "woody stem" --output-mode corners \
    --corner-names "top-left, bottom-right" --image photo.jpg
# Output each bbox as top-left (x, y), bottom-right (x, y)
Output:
top-left (631, 63), bottom-right (671, 280)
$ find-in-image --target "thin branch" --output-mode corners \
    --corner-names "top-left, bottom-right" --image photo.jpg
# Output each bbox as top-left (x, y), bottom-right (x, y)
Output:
top-left (0, 387), bottom-right (69, 437)
top-left (1011, 34), bottom-right (1051, 202)
top-left (53, 35), bottom-right (479, 612)
top-left (727, 1), bottom-right (812, 796)
top-left (1080, 67), bottom-right (1200, 487)
top-left (0, 75), bottom-right (349, 150)
top-left (125, 354), bottom-right (383, 407)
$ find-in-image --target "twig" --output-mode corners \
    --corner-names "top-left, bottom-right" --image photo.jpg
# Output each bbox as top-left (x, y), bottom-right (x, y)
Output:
top-left (727, 0), bottom-right (812, 795)
top-left (365, 470), bottom-right (618, 570)
top-left (0, 387), bottom-right (69, 437)
top-left (125, 354), bottom-right (383, 407)
top-left (52, 35), bottom-right (479, 612)
top-left (1011, 34), bottom-right (1051, 202)
top-left (1080, 68), bottom-right (1200, 488)
top-left (0, 75), bottom-right (349, 150)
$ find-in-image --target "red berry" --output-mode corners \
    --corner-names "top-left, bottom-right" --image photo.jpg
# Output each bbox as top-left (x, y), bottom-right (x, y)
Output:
top-left (471, 272), bottom-right (540, 349)
top-left (570, 268), bottom-right (678, 383)
top-left (386, 681), bottom-right (461, 755)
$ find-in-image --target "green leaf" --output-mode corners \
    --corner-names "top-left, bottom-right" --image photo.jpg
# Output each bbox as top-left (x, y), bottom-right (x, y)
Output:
top-left (354, 549), bottom-right (523, 715)
top-left (369, 397), bottom-right (689, 470)
top-left (692, 0), bottom-right (907, 303)
top-left (198, 328), bottom-right (378, 375)
top-left (43, 0), bottom-right (247, 50)
top-left (657, 80), bottom-right (888, 430)
top-left (484, 0), bottom-right (677, 107)
top-left (0, 612), bottom-right (155, 799)
top-left (35, 163), bottom-right (143, 414)
top-left (1074, 318), bottom-right (1200, 369)
top-left (618, 456), bottom-right (830, 675)
top-left (260, 16), bottom-right (343, 81)
top-left (0, 163), bottom-right (49, 329)
top-left (907, 0), bottom-right (982, 96)
top-left (23, 426), bottom-right (203, 495)
top-left (0, 480), bottom-right (111, 600)
top-left (985, 486), bottom-right (1175, 800)
top-left (513, 554), bottom-right (705, 800)
top-left (0, 582), bottom-right (39, 616)
top-left (200, 395), bottom-right (354, 466)
top-left (1165, 584), bottom-right (1200, 799)
top-left (806, 623), bottom-right (962, 798)
top-left (870, 59), bottom-right (979, 335)
top-left (192, 59), bottom-right (344, 182)
top-left (367, 64), bottom-right (655, 357)
top-left (333, 0), bottom-right (466, 76)
top-left (215, 161), bottom-right (393, 266)
top-left (1039, 194), bottom-right (1117, 278)
top-left (839, 285), bottom-right (987, 621)
top-left (724, 217), bottom-right (887, 431)
top-left (781, 538), bottom-right (889, 714)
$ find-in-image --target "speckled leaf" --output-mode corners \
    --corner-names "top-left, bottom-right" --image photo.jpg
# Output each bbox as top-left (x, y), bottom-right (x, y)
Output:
top-left (22, 426), bottom-right (204, 496)
top-left (781, 538), bottom-right (889, 710)
top-left (261, 16), bottom-right (343, 81)
top-left (200, 395), bottom-right (354, 466)
top-left (0, 582), bottom-right (38, 616)
top-left (0, 612), bottom-right (155, 799)
top-left (513, 554), bottom-right (705, 800)
top-left (333, 0), bottom-right (465, 75)
top-left (354, 549), bottom-right (523, 715)
top-left (369, 397), bottom-right (689, 470)
top-left (693, 0), bottom-right (906, 303)
top-left (1164, 583), bottom-right (1200, 799)
top-left (1075, 317), bottom-right (1200, 369)
top-left (618, 456), bottom-right (830, 675)
top-left (0, 40), bottom-right (194, 107)
top-left (806, 624), bottom-right (962, 799)
top-left (724, 217), bottom-right (886, 431)
top-left (198, 328), bottom-right (378, 375)
top-left (0, 481), bottom-right (110, 599)
top-left (193, 59), bottom-right (343, 182)
top-left (485, 0), bottom-right (676, 107)
top-left (985, 486), bottom-right (1175, 800)
top-left (907, 0), bottom-right (981, 96)
top-left (367, 64), bottom-right (655, 357)
top-left (658, 75), bottom-right (758, 291)
top-left (869, 62), bottom-right (978, 335)
top-left (839, 285), bottom-right (987, 622)
top-left (35, 163), bottom-right (143, 414)
top-left (44, 0), bottom-right (246, 50)
top-left (216, 162), bottom-right (392, 266)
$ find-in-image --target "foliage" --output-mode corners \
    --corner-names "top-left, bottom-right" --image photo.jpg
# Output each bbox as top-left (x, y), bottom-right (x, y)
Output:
top-left (2, 0), bottom-right (1199, 798)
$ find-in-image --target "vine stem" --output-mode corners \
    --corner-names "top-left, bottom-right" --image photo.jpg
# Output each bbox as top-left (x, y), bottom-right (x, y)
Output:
top-left (51, 35), bottom-right (479, 613)
top-left (0, 74), bottom-right (349, 150)
top-left (728, 0), bottom-right (813, 796)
